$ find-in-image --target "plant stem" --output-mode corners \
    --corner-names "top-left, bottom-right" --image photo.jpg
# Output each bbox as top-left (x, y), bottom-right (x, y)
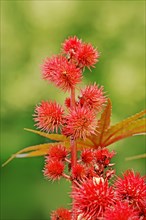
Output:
top-left (70, 87), bottom-right (77, 220)
top-left (70, 87), bottom-right (77, 168)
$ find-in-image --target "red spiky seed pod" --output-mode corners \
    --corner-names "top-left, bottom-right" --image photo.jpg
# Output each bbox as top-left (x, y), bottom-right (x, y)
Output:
top-left (115, 170), bottom-right (146, 213)
top-left (72, 164), bottom-right (86, 180)
top-left (34, 101), bottom-right (64, 133)
top-left (62, 36), bottom-right (82, 59)
top-left (44, 160), bottom-right (64, 180)
top-left (72, 178), bottom-right (114, 219)
top-left (65, 97), bottom-right (71, 109)
top-left (94, 148), bottom-right (115, 166)
top-left (104, 201), bottom-right (139, 220)
top-left (51, 208), bottom-right (71, 220)
top-left (62, 106), bottom-right (97, 140)
top-left (76, 43), bottom-right (99, 69)
top-left (79, 83), bottom-right (106, 111)
top-left (42, 55), bottom-right (82, 92)
top-left (46, 144), bottom-right (68, 161)
top-left (81, 149), bottom-right (94, 164)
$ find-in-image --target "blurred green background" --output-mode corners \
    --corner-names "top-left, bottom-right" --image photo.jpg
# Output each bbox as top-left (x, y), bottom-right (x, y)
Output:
top-left (1, 1), bottom-right (145, 219)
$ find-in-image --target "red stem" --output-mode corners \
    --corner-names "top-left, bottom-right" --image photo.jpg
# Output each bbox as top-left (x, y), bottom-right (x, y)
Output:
top-left (70, 87), bottom-right (77, 220)
top-left (70, 87), bottom-right (77, 168)
top-left (70, 138), bottom-right (77, 168)
top-left (71, 87), bottom-right (75, 106)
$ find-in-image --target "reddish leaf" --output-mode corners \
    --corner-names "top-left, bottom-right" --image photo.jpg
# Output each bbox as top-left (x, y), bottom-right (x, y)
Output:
top-left (3, 108), bottom-right (145, 166)
top-left (102, 110), bottom-right (146, 147)
top-left (25, 128), bottom-right (94, 150)
top-left (2, 142), bottom-right (64, 167)
top-left (16, 149), bottom-right (49, 158)
top-left (88, 98), bottom-right (112, 146)
top-left (24, 128), bottom-right (68, 142)
top-left (103, 118), bottom-right (146, 147)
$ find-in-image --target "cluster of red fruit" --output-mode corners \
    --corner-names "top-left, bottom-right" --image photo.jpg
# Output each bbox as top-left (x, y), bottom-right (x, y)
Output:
top-left (45, 144), bottom-right (146, 220)
top-left (34, 36), bottom-right (106, 141)
top-left (33, 36), bottom-right (146, 220)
